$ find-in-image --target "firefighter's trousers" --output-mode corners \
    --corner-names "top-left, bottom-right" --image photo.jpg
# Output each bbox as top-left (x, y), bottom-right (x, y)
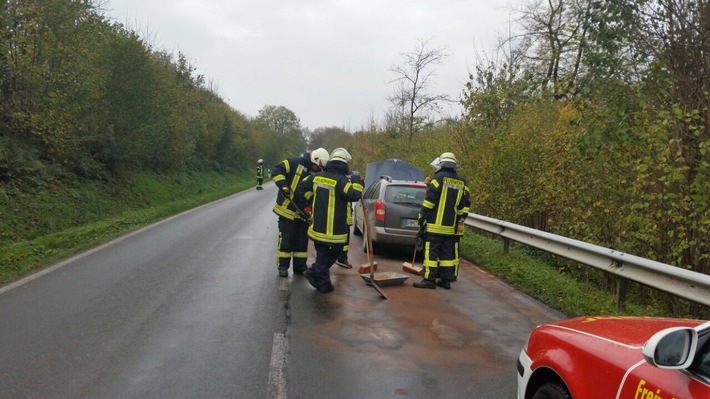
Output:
top-left (310, 242), bottom-right (343, 290)
top-left (422, 234), bottom-right (457, 282)
top-left (277, 217), bottom-right (309, 273)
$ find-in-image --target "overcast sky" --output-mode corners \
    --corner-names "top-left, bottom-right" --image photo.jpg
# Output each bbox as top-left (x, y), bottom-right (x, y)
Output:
top-left (102, 0), bottom-right (516, 131)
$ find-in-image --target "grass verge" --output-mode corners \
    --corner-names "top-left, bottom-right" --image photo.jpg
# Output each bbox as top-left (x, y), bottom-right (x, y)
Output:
top-left (0, 171), bottom-right (255, 285)
top-left (458, 232), bottom-right (669, 318)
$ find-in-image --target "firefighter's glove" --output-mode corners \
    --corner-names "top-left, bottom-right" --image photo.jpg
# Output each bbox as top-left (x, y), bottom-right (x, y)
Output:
top-left (417, 214), bottom-right (426, 227)
top-left (296, 209), bottom-right (309, 221)
top-left (297, 206), bottom-right (312, 222)
top-left (350, 173), bottom-right (364, 186)
top-left (456, 222), bottom-right (465, 234)
top-left (281, 186), bottom-right (292, 199)
top-left (424, 175), bottom-right (432, 186)
top-left (415, 234), bottom-right (425, 252)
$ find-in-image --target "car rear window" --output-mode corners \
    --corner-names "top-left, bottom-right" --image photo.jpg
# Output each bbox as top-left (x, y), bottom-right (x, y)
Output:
top-left (385, 185), bottom-right (426, 205)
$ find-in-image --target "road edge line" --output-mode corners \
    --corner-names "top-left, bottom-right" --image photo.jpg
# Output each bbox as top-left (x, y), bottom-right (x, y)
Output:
top-left (266, 332), bottom-right (288, 399)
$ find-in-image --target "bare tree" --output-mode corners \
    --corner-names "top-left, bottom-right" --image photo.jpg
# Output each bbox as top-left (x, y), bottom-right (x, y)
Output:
top-left (510, 0), bottom-right (595, 98)
top-left (387, 38), bottom-right (451, 155)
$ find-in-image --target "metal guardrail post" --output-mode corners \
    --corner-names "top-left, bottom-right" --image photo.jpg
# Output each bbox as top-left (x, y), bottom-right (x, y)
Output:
top-left (616, 276), bottom-right (629, 311)
top-left (464, 213), bottom-right (710, 308)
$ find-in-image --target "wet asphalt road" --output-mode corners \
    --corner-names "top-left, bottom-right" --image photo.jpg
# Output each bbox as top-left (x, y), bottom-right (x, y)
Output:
top-left (0, 182), bottom-right (564, 398)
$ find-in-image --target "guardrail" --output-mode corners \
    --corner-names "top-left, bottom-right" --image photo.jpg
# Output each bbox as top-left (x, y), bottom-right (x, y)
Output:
top-left (465, 213), bottom-right (710, 309)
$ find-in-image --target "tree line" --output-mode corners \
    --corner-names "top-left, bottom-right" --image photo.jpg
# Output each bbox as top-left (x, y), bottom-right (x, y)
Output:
top-left (461, 0), bottom-right (709, 279)
top-left (0, 0), bottom-right (306, 186)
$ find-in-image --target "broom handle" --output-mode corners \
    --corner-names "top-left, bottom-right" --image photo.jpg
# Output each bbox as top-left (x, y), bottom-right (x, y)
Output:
top-left (360, 199), bottom-right (388, 299)
top-left (360, 199), bottom-right (375, 277)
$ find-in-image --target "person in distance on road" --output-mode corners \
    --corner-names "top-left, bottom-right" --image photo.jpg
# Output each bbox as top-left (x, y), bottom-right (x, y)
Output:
top-left (271, 148), bottom-right (330, 277)
top-left (294, 148), bottom-right (364, 293)
top-left (413, 152), bottom-right (470, 290)
top-left (256, 159), bottom-right (265, 190)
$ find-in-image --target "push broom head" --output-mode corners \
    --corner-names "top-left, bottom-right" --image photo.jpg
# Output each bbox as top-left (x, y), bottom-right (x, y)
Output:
top-left (357, 261), bottom-right (377, 274)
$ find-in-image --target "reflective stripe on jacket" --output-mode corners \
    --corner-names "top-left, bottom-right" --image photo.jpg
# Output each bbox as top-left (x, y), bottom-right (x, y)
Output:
top-left (295, 161), bottom-right (363, 245)
top-left (271, 155), bottom-right (311, 221)
top-left (420, 168), bottom-right (471, 236)
top-left (256, 164), bottom-right (264, 178)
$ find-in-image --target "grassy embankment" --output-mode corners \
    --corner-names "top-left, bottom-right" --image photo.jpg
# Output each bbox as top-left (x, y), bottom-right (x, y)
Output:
top-left (0, 171), bottom-right (255, 285)
top-left (0, 174), bottom-right (680, 319)
top-left (458, 233), bottom-right (672, 318)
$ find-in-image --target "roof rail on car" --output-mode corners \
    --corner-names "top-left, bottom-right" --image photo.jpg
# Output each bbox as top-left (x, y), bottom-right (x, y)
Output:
top-left (379, 175), bottom-right (392, 182)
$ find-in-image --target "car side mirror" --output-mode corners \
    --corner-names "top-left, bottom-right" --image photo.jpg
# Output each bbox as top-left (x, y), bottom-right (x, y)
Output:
top-left (643, 327), bottom-right (698, 369)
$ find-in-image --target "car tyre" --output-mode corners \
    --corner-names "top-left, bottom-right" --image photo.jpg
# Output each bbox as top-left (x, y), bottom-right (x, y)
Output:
top-left (532, 382), bottom-right (572, 399)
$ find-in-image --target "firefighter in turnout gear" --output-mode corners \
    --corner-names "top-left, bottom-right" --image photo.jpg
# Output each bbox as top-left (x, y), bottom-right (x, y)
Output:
top-left (271, 148), bottom-right (330, 277)
top-left (294, 148), bottom-right (364, 293)
top-left (425, 156), bottom-right (464, 282)
top-left (256, 159), bottom-right (264, 190)
top-left (413, 152), bottom-right (470, 290)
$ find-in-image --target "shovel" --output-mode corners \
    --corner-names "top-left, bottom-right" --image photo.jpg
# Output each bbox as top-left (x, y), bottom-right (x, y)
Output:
top-left (358, 199), bottom-right (388, 299)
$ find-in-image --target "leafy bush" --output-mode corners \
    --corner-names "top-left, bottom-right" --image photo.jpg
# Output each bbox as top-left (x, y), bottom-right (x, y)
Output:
top-left (0, 137), bottom-right (48, 189)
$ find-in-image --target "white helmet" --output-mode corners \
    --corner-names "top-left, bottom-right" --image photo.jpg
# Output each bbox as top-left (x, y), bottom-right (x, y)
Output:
top-left (429, 156), bottom-right (441, 171)
top-left (257, 159), bottom-right (263, 164)
top-left (439, 152), bottom-right (457, 166)
top-left (310, 147), bottom-right (330, 168)
top-left (330, 148), bottom-right (352, 164)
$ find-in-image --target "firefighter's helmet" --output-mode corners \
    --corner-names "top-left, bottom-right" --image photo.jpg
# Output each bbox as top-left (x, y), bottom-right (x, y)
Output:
top-left (330, 148), bottom-right (352, 164)
top-left (310, 147), bottom-right (330, 168)
top-left (429, 156), bottom-right (441, 171)
top-left (439, 152), bottom-right (457, 167)
top-left (257, 159), bottom-right (263, 164)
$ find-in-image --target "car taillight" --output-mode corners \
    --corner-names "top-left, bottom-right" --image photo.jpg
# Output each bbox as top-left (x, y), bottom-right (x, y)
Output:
top-left (374, 200), bottom-right (386, 222)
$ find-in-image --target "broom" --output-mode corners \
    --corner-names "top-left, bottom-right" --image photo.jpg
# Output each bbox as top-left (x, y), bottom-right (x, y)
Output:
top-left (402, 226), bottom-right (424, 276)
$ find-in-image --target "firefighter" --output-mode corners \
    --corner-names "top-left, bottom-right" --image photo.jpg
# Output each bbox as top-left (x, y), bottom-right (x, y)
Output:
top-left (425, 156), bottom-right (467, 282)
top-left (294, 148), bottom-right (364, 293)
top-left (256, 159), bottom-right (264, 190)
top-left (271, 148), bottom-right (330, 277)
top-left (413, 152), bottom-right (470, 290)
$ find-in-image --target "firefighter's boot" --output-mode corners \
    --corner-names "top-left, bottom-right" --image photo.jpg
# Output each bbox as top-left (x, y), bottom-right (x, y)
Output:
top-left (436, 279), bottom-right (451, 289)
top-left (413, 279), bottom-right (436, 289)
